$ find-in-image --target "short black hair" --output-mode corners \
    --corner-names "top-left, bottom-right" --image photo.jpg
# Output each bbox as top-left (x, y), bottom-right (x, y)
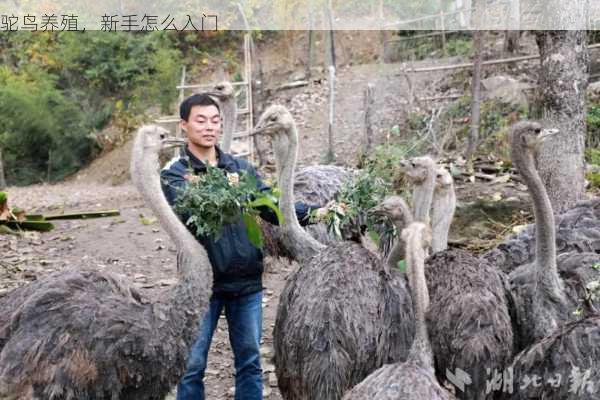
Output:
top-left (179, 93), bottom-right (220, 121)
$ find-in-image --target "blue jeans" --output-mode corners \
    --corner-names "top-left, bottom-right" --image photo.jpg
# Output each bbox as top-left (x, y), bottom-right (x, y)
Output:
top-left (177, 290), bottom-right (263, 400)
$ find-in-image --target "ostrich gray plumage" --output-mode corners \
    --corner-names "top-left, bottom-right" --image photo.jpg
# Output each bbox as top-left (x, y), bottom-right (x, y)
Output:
top-left (503, 121), bottom-right (600, 352)
top-left (343, 223), bottom-right (456, 400)
top-left (0, 126), bottom-right (213, 400)
top-left (505, 313), bottom-right (600, 400)
top-left (483, 197), bottom-right (600, 274)
top-left (255, 105), bottom-right (415, 400)
top-left (425, 249), bottom-right (514, 400)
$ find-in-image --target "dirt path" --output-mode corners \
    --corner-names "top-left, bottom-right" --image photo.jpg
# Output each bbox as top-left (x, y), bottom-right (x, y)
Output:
top-left (1, 182), bottom-right (291, 399)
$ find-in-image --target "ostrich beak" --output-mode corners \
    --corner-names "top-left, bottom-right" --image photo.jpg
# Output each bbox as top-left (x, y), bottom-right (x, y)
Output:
top-left (369, 204), bottom-right (386, 216)
top-left (162, 137), bottom-right (187, 149)
top-left (539, 128), bottom-right (559, 142)
top-left (251, 126), bottom-right (265, 135)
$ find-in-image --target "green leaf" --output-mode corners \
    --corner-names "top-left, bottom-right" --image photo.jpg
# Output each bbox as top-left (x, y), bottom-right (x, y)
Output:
top-left (367, 229), bottom-right (381, 246)
top-left (592, 263), bottom-right (600, 271)
top-left (0, 192), bottom-right (6, 204)
top-left (248, 196), bottom-right (284, 225)
top-left (396, 259), bottom-right (407, 273)
top-left (243, 213), bottom-right (263, 248)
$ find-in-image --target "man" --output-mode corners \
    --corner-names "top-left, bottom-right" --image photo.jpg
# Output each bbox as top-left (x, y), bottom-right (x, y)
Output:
top-left (161, 93), bottom-right (321, 400)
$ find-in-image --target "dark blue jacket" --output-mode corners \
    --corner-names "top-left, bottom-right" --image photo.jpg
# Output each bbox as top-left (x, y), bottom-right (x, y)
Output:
top-left (161, 146), bottom-right (317, 297)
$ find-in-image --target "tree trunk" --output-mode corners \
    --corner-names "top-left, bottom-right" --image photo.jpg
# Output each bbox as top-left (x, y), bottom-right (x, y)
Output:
top-left (326, 65), bottom-right (336, 163)
top-left (503, 31), bottom-right (521, 54)
top-left (0, 148), bottom-right (6, 189)
top-left (465, 29), bottom-right (484, 162)
top-left (535, 30), bottom-right (589, 213)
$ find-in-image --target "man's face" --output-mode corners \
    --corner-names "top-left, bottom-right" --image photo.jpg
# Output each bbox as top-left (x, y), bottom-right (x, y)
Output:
top-left (181, 104), bottom-right (221, 149)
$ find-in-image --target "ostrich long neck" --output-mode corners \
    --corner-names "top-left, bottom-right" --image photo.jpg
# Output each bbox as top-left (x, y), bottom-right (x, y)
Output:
top-left (514, 146), bottom-right (559, 289)
top-left (221, 99), bottom-right (237, 153)
top-left (431, 182), bottom-right (456, 253)
top-left (277, 123), bottom-right (325, 259)
top-left (130, 133), bottom-right (212, 343)
top-left (405, 226), bottom-right (433, 368)
top-left (386, 201), bottom-right (414, 271)
top-left (413, 170), bottom-right (436, 224)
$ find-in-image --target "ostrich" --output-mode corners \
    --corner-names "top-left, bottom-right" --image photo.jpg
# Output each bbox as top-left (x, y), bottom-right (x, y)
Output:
top-left (374, 156), bottom-right (436, 268)
top-left (399, 161), bottom-right (514, 400)
top-left (205, 81), bottom-right (237, 154)
top-left (0, 126), bottom-right (213, 400)
top-left (500, 121), bottom-right (600, 400)
top-left (342, 222), bottom-right (456, 400)
top-left (254, 105), bottom-right (415, 400)
top-left (483, 197), bottom-right (600, 274)
top-left (503, 121), bottom-right (595, 348)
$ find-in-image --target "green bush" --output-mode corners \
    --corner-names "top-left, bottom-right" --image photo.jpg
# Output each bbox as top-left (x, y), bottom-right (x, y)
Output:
top-left (0, 67), bottom-right (98, 185)
top-left (587, 104), bottom-right (600, 149)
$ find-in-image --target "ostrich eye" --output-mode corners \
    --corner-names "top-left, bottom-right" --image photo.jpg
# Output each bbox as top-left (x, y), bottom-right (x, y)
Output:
top-left (269, 116), bottom-right (277, 122)
top-left (410, 162), bottom-right (416, 167)
top-left (534, 127), bottom-right (542, 134)
top-left (159, 133), bottom-right (165, 140)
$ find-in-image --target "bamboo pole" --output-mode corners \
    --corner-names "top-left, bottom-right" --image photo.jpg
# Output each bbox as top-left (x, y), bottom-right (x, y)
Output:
top-left (326, 65), bottom-right (336, 163)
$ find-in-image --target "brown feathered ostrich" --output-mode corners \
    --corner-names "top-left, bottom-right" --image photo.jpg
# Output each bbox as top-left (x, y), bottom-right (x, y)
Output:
top-left (342, 222), bottom-right (456, 400)
top-left (0, 126), bottom-right (213, 400)
top-left (401, 161), bottom-right (514, 400)
top-left (499, 121), bottom-right (600, 400)
top-left (254, 105), bottom-right (415, 400)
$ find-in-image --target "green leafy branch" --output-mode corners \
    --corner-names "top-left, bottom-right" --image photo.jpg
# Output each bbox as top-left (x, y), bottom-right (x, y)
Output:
top-left (173, 165), bottom-right (282, 248)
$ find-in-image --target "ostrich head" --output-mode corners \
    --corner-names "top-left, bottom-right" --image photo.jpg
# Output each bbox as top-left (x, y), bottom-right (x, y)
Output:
top-left (509, 121), bottom-right (558, 165)
top-left (206, 81), bottom-right (235, 101)
top-left (141, 125), bottom-right (186, 151)
top-left (371, 196), bottom-right (413, 228)
top-left (434, 167), bottom-right (453, 193)
top-left (253, 105), bottom-right (297, 163)
top-left (400, 156), bottom-right (436, 183)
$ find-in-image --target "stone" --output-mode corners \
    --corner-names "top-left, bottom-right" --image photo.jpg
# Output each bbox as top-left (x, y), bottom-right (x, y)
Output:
top-left (481, 75), bottom-right (531, 108)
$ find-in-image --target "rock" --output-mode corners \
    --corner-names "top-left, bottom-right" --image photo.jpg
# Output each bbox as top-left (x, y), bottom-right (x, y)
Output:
top-left (481, 75), bottom-right (530, 108)
top-left (588, 81), bottom-right (600, 102)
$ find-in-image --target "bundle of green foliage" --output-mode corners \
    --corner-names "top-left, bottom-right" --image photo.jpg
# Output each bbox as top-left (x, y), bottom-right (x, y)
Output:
top-left (173, 166), bottom-right (282, 248)
top-left (317, 166), bottom-right (394, 247)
